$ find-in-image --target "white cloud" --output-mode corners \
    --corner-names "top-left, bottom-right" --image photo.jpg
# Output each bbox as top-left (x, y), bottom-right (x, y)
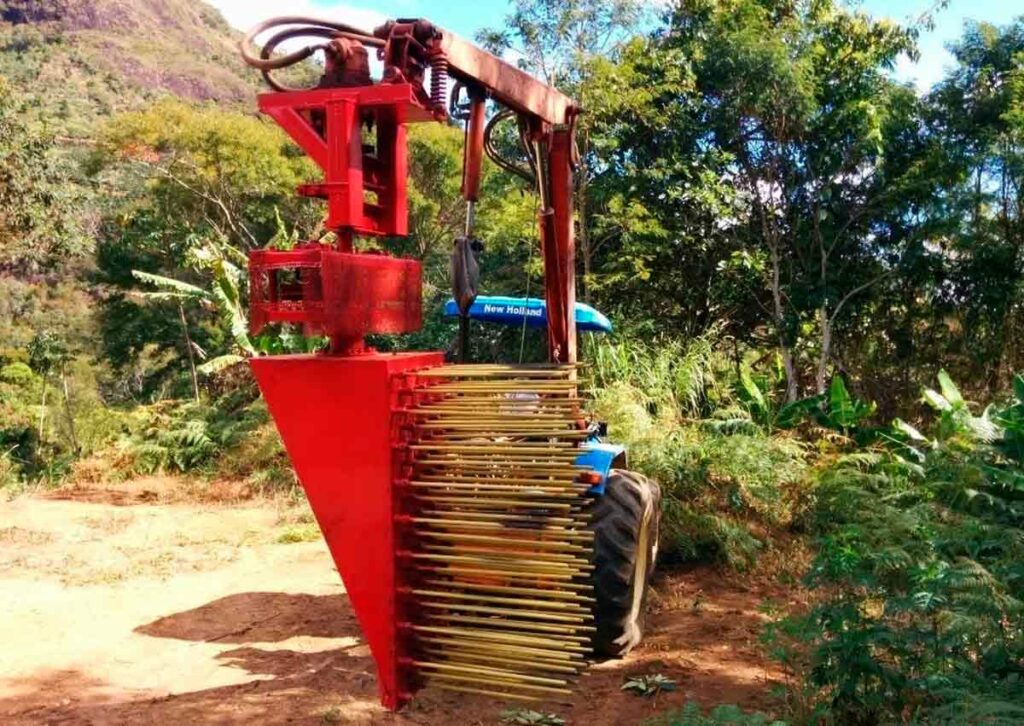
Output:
top-left (893, 51), bottom-right (955, 94)
top-left (209, 1), bottom-right (387, 36)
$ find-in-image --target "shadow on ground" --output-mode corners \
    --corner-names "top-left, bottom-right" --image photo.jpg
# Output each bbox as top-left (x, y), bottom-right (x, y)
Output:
top-left (136, 591), bottom-right (358, 643)
top-left (0, 592), bottom-right (388, 725)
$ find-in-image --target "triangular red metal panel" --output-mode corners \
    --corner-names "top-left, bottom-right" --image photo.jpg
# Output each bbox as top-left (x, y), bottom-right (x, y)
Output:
top-left (251, 351), bottom-right (442, 709)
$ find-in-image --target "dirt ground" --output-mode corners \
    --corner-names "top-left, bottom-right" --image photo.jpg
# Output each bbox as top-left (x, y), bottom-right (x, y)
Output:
top-left (0, 479), bottom-right (792, 725)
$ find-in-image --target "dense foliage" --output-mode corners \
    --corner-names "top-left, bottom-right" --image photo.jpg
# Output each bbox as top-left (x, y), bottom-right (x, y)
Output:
top-left (762, 375), bottom-right (1024, 724)
top-left (0, 74), bottom-right (85, 272)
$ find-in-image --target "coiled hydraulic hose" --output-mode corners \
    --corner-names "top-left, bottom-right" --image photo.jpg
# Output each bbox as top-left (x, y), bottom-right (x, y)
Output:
top-left (242, 14), bottom-right (550, 183)
top-left (239, 16), bottom-right (385, 92)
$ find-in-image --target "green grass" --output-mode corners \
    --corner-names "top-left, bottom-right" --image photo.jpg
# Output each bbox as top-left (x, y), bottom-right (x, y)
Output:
top-left (275, 523), bottom-right (320, 544)
top-left (645, 702), bottom-right (786, 726)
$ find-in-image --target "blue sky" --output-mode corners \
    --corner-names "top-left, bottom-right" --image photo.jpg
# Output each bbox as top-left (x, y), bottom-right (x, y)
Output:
top-left (861, 0), bottom-right (1023, 90)
top-left (212, 0), bottom-right (1022, 92)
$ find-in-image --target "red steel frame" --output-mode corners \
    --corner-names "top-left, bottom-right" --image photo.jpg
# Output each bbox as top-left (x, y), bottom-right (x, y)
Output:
top-left (260, 84), bottom-right (433, 239)
top-left (543, 128), bottom-right (577, 364)
top-left (249, 246), bottom-right (422, 354)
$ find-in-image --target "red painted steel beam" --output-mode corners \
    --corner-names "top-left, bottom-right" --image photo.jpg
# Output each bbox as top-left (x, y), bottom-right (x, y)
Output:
top-left (437, 30), bottom-right (574, 126)
top-left (542, 128), bottom-right (577, 364)
top-left (258, 84), bottom-right (431, 238)
top-left (257, 82), bottom-right (434, 120)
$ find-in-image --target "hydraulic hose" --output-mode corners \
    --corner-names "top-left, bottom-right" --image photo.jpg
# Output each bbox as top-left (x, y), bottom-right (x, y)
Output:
top-left (239, 16), bottom-right (385, 90)
top-left (254, 26), bottom-right (334, 92)
top-left (483, 108), bottom-right (536, 184)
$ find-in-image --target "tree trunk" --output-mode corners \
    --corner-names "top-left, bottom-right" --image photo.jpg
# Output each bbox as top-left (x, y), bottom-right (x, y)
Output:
top-left (179, 301), bottom-right (200, 402)
top-left (781, 346), bottom-right (798, 402)
top-left (60, 361), bottom-right (80, 454)
top-left (37, 378), bottom-right (47, 443)
top-left (816, 304), bottom-right (832, 395)
top-left (993, 149), bottom-right (1022, 391)
top-left (770, 242), bottom-right (799, 401)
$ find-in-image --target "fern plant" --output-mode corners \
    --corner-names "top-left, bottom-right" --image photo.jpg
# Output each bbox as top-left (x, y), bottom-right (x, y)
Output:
top-left (120, 393), bottom-right (266, 475)
top-left (773, 372), bottom-right (1024, 724)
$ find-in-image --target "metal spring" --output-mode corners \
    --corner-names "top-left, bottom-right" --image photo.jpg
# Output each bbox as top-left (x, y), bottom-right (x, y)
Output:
top-left (430, 55), bottom-right (448, 109)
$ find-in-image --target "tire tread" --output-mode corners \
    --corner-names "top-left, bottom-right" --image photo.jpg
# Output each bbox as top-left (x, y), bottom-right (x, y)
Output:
top-left (588, 470), bottom-right (661, 657)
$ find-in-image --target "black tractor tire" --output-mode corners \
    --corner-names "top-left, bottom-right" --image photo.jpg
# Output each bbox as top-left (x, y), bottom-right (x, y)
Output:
top-left (588, 469), bottom-right (661, 658)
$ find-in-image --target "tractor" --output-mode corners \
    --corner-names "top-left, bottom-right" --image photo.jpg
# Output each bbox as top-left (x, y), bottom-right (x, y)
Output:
top-left (239, 14), bottom-right (660, 709)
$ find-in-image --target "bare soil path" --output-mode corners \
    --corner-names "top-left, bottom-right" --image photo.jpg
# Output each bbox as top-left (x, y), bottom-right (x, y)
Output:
top-left (0, 480), bottom-right (789, 725)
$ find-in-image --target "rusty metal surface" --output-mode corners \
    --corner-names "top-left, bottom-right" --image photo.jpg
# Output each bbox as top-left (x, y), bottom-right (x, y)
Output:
top-left (248, 247), bottom-right (422, 354)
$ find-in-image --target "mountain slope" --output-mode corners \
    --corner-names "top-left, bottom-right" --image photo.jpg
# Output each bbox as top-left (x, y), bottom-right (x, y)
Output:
top-left (0, 0), bottom-right (258, 135)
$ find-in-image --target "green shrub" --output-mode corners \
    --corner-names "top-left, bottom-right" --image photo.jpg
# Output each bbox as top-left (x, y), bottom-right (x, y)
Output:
top-left (0, 362), bottom-right (35, 386)
top-left (275, 523), bottom-right (320, 544)
top-left (772, 373), bottom-right (1024, 724)
top-left (586, 326), bottom-right (726, 421)
top-left (587, 335), bottom-right (809, 568)
top-left (101, 390), bottom-right (295, 492)
top-left (117, 391), bottom-right (265, 475)
top-left (214, 401), bottom-right (295, 492)
top-left (0, 447), bottom-right (22, 494)
top-left (696, 433), bottom-right (807, 521)
top-left (660, 500), bottom-right (764, 567)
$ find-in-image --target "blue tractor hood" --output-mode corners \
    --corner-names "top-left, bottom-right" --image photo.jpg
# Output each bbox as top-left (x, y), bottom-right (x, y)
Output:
top-left (444, 296), bottom-right (612, 333)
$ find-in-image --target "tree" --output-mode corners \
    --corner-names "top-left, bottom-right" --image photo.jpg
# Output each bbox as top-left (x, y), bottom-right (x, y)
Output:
top-left (583, 36), bottom-right (744, 341)
top-left (479, 0), bottom-right (647, 300)
top-left (927, 19), bottom-right (1024, 393)
top-left (130, 233), bottom-right (255, 401)
top-left (89, 100), bottom-right (317, 394)
top-left (478, 0), bottom-right (645, 88)
top-left (27, 330), bottom-right (78, 453)
top-left (90, 99), bottom-right (317, 255)
top-left (0, 75), bottom-right (85, 273)
top-left (591, 0), bottom-right (931, 399)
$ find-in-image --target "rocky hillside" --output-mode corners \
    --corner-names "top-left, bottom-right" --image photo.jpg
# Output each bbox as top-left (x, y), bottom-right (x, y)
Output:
top-left (0, 0), bottom-right (257, 135)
